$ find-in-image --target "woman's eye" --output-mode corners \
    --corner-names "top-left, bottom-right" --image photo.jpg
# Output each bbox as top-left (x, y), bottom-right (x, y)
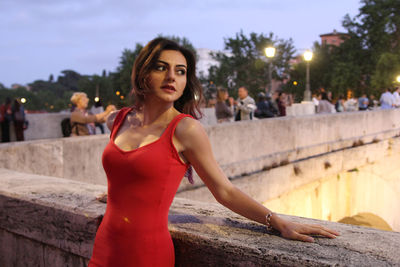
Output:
top-left (155, 65), bottom-right (166, 71)
top-left (177, 69), bottom-right (186, 75)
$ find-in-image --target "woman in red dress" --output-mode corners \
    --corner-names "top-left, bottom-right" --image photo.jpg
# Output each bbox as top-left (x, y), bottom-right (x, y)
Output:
top-left (89, 38), bottom-right (339, 267)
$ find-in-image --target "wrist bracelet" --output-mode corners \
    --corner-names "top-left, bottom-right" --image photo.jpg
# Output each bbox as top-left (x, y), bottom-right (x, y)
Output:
top-left (265, 212), bottom-right (274, 231)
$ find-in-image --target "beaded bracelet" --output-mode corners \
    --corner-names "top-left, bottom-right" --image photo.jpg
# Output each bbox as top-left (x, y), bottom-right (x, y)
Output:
top-left (265, 212), bottom-right (274, 231)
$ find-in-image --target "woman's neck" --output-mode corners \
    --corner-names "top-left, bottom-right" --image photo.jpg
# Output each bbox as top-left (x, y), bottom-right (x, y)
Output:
top-left (140, 101), bottom-right (177, 126)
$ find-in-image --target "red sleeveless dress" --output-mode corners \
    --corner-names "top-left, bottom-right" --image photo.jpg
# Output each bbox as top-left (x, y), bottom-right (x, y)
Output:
top-left (89, 107), bottom-right (191, 267)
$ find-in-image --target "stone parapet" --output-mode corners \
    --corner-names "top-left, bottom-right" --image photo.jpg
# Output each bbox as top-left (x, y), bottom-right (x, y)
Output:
top-left (1, 109), bottom-right (400, 188)
top-left (1, 169), bottom-right (400, 266)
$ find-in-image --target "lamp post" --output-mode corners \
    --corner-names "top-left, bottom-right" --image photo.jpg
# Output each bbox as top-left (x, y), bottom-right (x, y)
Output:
top-left (303, 50), bottom-right (313, 101)
top-left (265, 47), bottom-right (276, 93)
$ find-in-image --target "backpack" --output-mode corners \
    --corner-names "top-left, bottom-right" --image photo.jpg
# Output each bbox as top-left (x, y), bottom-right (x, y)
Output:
top-left (61, 118), bottom-right (72, 137)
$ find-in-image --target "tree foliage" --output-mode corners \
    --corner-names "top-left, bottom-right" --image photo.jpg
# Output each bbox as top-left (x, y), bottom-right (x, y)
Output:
top-left (208, 31), bottom-right (295, 99)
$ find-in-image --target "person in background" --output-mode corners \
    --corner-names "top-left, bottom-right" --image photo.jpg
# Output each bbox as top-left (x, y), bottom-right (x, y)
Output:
top-left (312, 93), bottom-right (320, 113)
top-left (91, 100), bottom-right (106, 134)
top-left (358, 94), bottom-right (369, 111)
top-left (379, 88), bottom-right (395, 110)
top-left (368, 95), bottom-right (378, 110)
top-left (12, 98), bottom-right (26, 141)
top-left (392, 87), bottom-right (400, 108)
top-left (327, 91), bottom-right (333, 103)
top-left (0, 97), bottom-right (12, 142)
top-left (254, 92), bottom-right (275, 119)
top-left (317, 92), bottom-right (335, 114)
top-left (335, 95), bottom-right (346, 112)
top-left (270, 91), bottom-right (281, 116)
top-left (234, 86), bottom-right (256, 121)
top-left (215, 88), bottom-right (234, 123)
top-left (70, 92), bottom-right (115, 136)
top-left (277, 91), bottom-right (287, 116)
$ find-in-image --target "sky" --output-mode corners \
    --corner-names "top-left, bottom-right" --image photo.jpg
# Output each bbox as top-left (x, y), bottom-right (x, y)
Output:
top-left (0, 0), bottom-right (362, 88)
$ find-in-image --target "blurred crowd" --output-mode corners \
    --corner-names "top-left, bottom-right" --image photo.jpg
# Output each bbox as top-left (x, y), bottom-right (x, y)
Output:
top-left (214, 86), bottom-right (293, 123)
top-left (213, 86), bottom-right (400, 123)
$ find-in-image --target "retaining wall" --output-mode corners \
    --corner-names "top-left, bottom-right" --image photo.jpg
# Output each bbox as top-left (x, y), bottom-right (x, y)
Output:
top-left (1, 169), bottom-right (399, 266)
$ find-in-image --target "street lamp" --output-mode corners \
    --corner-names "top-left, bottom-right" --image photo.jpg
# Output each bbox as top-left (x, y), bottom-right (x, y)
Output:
top-left (303, 50), bottom-right (313, 101)
top-left (396, 75), bottom-right (400, 83)
top-left (265, 47), bottom-right (276, 93)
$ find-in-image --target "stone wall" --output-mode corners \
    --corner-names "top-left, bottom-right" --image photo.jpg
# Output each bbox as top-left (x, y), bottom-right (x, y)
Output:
top-left (1, 169), bottom-right (399, 266)
top-left (1, 109), bottom-right (400, 187)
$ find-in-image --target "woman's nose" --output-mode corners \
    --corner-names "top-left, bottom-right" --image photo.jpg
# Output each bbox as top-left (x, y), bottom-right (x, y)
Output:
top-left (165, 69), bottom-right (175, 81)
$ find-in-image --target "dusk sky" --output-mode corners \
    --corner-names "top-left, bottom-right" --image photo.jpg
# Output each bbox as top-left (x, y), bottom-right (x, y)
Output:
top-left (1, 0), bottom-right (362, 88)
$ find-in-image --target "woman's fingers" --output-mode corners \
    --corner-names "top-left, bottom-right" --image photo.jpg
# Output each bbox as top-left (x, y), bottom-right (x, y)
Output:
top-left (280, 222), bottom-right (340, 242)
top-left (283, 230), bottom-right (314, 243)
top-left (304, 224), bottom-right (340, 237)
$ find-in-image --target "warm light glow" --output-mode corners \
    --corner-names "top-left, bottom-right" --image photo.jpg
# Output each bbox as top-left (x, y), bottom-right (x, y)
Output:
top-left (120, 95), bottom-right (125, 100)
top-left (116, 91), bottom-right (120, 96)
top-left (50, 105), bottom-right (54, 109)
top-left (94, 97), bottom-right (100, 102)
top-left (265, 47), bottom-right (276, 58)
top-left (20, 98), bottom-right (26, 104)
top-left (396, 75), bottom-right (400, 83)
top-left (303, 50), bottom-right (313, 61)
top-left (293, 81), bottom-right (298, 86)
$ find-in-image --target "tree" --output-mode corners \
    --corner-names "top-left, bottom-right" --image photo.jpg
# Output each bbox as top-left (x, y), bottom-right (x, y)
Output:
top-left (111, 44), bottom-right (144, 99)
top-left (208, 31), bottom-right (295, 99)
top-left (57, 70), bottom-right (82, 91)
top-left (340, 0), bottom-right (400, 93)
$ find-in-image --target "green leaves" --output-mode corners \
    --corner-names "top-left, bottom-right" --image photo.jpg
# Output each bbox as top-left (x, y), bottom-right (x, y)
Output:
top-left (208, 31), bottom-right (295, 99)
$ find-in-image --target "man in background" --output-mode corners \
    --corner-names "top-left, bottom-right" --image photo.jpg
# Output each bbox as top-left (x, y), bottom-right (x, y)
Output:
top-left (234, 86), bottom-right (256, 121)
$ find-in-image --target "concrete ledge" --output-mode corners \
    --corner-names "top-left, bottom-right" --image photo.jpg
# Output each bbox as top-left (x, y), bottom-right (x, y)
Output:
top-left (1, 169), bottom-right (400, 266)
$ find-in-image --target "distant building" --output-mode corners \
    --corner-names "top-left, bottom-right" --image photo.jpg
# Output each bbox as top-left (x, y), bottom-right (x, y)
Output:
top-left (320, 29), bottom-right (350, 47)
top-left (11, 84), bottom-right (31, 91)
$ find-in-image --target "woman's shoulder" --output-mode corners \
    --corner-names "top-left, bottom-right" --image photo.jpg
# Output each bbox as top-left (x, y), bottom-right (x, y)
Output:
top-left (106, 110), bottom-right (120, 130)
top-left (175, 116), bottom-right (203, 139)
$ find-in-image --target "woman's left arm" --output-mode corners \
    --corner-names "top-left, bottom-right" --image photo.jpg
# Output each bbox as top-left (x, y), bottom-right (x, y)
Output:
top-left (175, 118), bottom-right (339, 242)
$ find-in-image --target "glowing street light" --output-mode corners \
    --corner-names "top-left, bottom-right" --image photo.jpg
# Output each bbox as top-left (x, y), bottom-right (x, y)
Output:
top-left (20, 98), bottom-right (27, 104)
top-left (116, 91), bottom-right (121, 96)
top-left (94, 97), bottom-right (100, 102)
top-left (265, 47), bottom-right (276, 93)
top-left (303, 50), bottom-right (313, 101)
top-left (396, 75), bottom-right (400, 83)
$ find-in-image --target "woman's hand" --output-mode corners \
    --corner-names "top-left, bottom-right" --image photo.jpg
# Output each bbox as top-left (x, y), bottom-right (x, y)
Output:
top-left (105, 105), bottom-right (116, 113)
top-left (272, 215), bottom-right (340, 243)
top-left (96, 192), bottom-right (108, 203)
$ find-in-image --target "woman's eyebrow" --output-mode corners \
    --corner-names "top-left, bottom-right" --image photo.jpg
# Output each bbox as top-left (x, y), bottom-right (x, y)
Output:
top-left (157, 60), bottom-right (187, 69)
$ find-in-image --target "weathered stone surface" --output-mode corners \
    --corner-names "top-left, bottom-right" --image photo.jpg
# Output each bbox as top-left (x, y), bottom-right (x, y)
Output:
top-left (0, 169), bottom-right (106, 259)
top-left (1, 170), bottom-right (400, 266)
top-left (170, 198), bottom-right (400, 266)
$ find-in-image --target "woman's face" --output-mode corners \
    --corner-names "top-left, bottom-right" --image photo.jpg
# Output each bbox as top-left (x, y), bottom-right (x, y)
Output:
top-left (77, 95), bottom-right (89, 109)
top-left (224, 91), bottom-right (229, 100)
top-left (146, 50), bottom-right (187, 104)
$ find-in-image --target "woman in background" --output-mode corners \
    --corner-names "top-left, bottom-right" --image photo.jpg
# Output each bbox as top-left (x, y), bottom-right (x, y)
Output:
top-left (70, 92), bottom-right (115, 136)
top-left (215, 87), bottom-right (234, 123)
